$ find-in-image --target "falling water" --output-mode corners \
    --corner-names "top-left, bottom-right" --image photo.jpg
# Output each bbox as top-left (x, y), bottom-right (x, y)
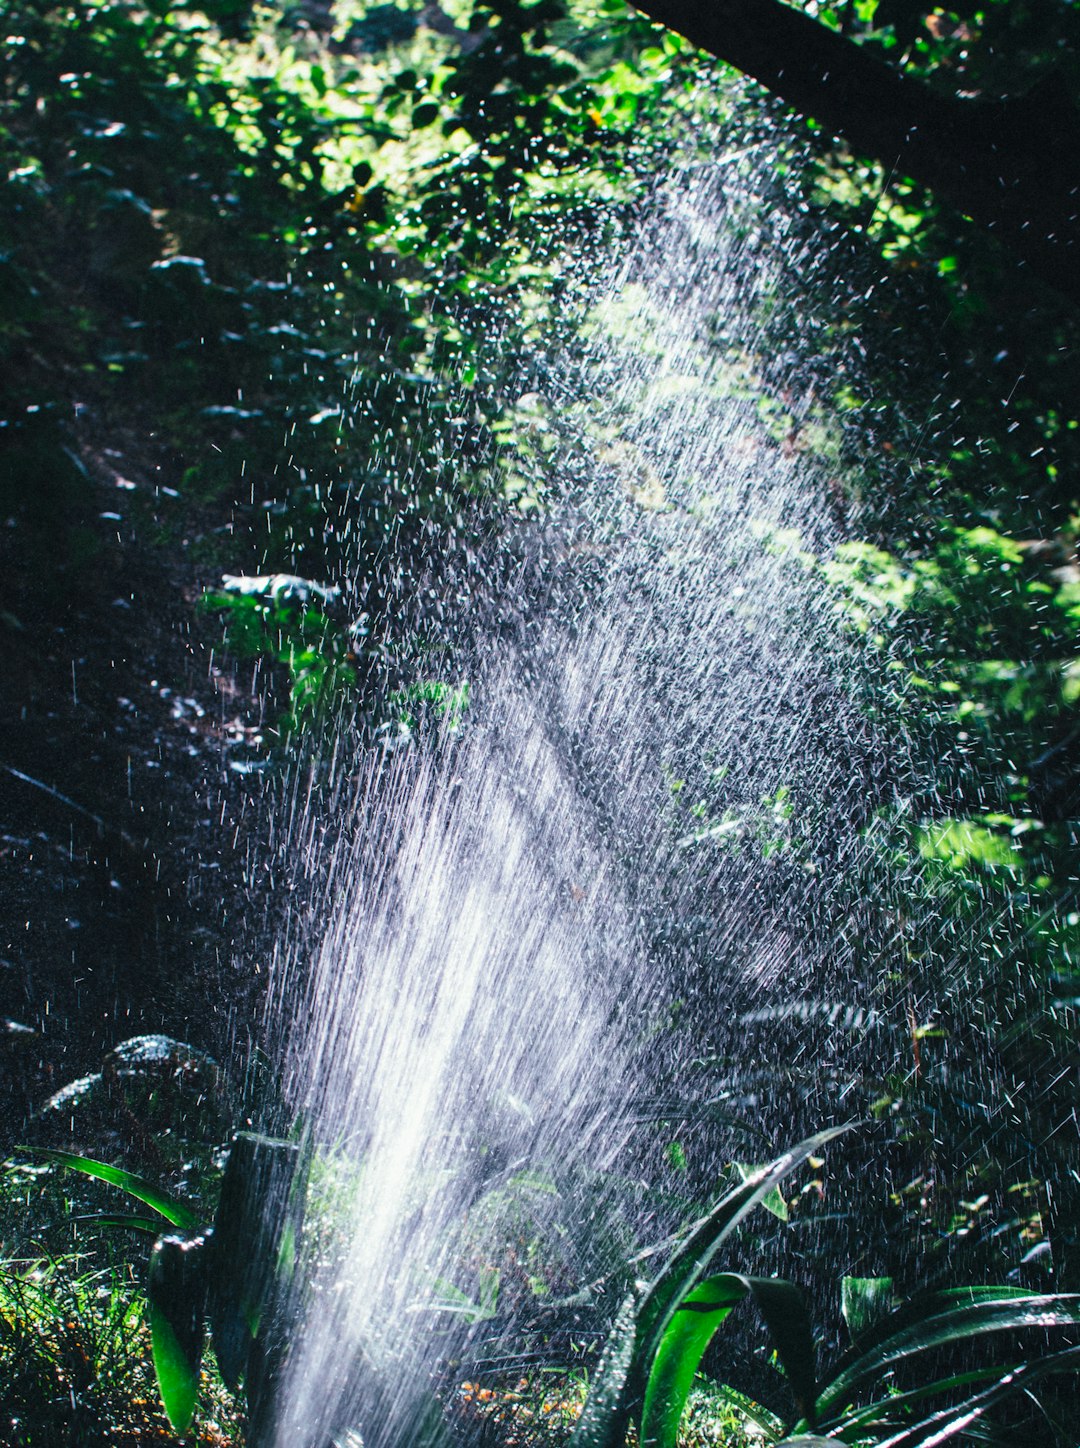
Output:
top-left (260, 118), bottom-right (888, 1445)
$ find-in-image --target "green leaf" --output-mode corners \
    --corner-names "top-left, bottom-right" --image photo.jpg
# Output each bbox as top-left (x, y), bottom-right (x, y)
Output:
top-left (840, 1276), bottom-right (893, 1338)
top-left (148, 1232), bottom-right (211, 1433)
top-left (642, 1272), bottom-right (816, 1447)
top-left (24, 1148), bottom-right (201, 1229)
top-left (641, 1275), bottom-right (744, 1448)
top-left (829, 1365), bottom-right (1008, 1437)
top-left (149, 1296), bottom-right (201, 1434)
top-left (849, 1345), bottom-right (1080, 1448)
top-left (735, 1162), bottom-right (789, 1220)
top-left (742, 1275), bottom-right (818, 1424)
top-left (816, 1291), bottom-right (1080, 1422)
top-left (76, 1212), bottom-right (163, 1235)
top-left (824, 1283), bottom-right (1037, 1371)
top-left (209, 1132), bottom-right (304, 1391)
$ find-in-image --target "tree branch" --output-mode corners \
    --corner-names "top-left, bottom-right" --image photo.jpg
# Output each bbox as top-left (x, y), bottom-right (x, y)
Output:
top-left (630, 0), bottom-right (1080, 302)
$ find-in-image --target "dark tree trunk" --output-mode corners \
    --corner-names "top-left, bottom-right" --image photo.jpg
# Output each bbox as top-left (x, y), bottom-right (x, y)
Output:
top-left (631, 0), bottom-right (1080, 304)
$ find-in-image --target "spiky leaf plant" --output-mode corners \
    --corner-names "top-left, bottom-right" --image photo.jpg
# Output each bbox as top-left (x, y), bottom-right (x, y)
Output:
top-left (570, 1126), bottom-right (849, 1448)
top-left (572, 1125), bottom-right (1080, 1448)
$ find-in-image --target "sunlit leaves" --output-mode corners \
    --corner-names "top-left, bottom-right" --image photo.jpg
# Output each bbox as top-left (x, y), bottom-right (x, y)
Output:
top-left (916, 817), bottom-right (1025, 878)
top-left (200, 574), bottom-right (359, 732)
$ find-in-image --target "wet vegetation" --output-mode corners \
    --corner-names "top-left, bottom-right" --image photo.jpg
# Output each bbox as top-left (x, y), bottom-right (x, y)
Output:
top-left (2, 0), bottom-right (1079, 1444)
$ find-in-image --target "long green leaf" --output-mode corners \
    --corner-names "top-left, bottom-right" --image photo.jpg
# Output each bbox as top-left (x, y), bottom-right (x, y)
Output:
top-left (640, 1274), bottom-right (743, 1448)
top-left (568, 1292), bottom-right (641, 1448)
top-left (209, 1131), bottom-right (303, 1391)
top-left (571, 1126), bottom-right (851, 1448)
top-left (828, 1366), bottom-right (1003, 1436)
top-left (866, 1344), bottom-right (1080, 1448)
top-left (75, 1212), bottom-right (163, 1235)
top-left (25, 1148), bottom-right (201, 1230)
top-left (149, 1296), bottom-right (201, 1434)
top-left (828, 1284), bottom-right (1034, 1365)
top-left (816, 1292), bottom-right (1080, 1421)
top-left (744, 1274), bottom-right (818, 1423)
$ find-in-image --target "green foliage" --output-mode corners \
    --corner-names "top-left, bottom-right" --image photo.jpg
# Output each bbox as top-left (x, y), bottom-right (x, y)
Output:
top-left (0, 0), bottom-right (696, 728)
top-left (805, 0), bottom-right (1080, 96)
top-left (388, 679), bottom-right (471, 730)
top-left (201, 572), bottom-right (360, 732)
top-left (822, 506), bottom-right (1079, 1154)
top-left (569, 1126), bottom-right (848, 1448)
top-left (26, 1149), bottom-right (203, 1231)
top-left (568, 1127), bottom-right (1080, 1448)
top-left (24, 1129), bottom-right (306, 1440)
top-left (0, 1254), bottom-right (171, 1447)
top-left (5, 0), bottom-right (1080, 1441)
top-left (0, 1148), bottom-right (245, 1445)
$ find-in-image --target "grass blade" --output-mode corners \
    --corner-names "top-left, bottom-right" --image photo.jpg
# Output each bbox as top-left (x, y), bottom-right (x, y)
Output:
top-left (706, 1382), bottom-right (786, 1437)
top-left (24, 1148), bottom-right (201, 1230)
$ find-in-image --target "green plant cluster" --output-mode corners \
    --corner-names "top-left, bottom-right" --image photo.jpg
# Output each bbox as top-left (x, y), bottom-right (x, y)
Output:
top-left (571, 1129), bottom-right (1080, 1448)
top-left (0, 0), bottom-right (694, 668)
top-left (21, 1126), bottom-right (1080, 1446)
top-left (19, 1132), bottom-right (304, 1445)
top-left (5, 0), bottom-right (1080, 1442)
